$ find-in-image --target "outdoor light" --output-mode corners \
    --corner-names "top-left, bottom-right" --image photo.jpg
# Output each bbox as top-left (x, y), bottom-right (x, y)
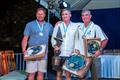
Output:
top-left (58, 0), bottom-right (70, 9)
top-left (62, 2), bottom-right (67, 7)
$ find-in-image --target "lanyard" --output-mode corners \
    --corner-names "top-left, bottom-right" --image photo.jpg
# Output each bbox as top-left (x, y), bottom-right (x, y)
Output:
top-left (82, 22), bottom-right (91, 38)
top-left (36, 20), bottom-right (44, 32)
top-left (62, 22), bottom-right (70, 34)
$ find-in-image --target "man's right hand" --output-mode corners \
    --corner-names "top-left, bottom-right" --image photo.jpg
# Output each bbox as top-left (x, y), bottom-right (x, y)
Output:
top-left (74, 49), bottom-right (80, 55)
top-left (22, 50), bottom-right (27, 55)
top-left (54, 46), bottom-right (60, 53)
top-left (55, 21), bottom-right (62, 26)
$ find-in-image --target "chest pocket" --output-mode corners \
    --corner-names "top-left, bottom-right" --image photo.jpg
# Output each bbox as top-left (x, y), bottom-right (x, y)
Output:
top-left (85, 28), bottom-right (96, 39)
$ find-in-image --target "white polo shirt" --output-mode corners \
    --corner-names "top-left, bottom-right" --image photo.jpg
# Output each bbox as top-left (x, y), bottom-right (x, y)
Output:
top-left (51, 21), bottom-right (79, 57)
top-left (76, 21), bottom-right (108, 56)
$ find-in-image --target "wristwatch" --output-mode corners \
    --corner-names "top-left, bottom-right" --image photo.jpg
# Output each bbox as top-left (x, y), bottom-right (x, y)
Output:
top-left (99, 48), bottom-right (104, 52)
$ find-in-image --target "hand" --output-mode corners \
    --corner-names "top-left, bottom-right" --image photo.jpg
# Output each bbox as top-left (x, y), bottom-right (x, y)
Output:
top-left (22, 50), bottom-right (27, 55)
top-left (93, 50), bottom-right (101, 57)
top-left (55, 21), bottom-right (62, 26)
top-left (74, 49), bottom-right (80, 55)
top-left (23, 50), bottom-right (28, 60)
top-left (54, 46), bottom-right (60, 52)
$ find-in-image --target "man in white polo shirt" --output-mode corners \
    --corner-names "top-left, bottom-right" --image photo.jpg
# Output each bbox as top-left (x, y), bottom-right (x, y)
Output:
top-left (76, 9), bottom-right (108, 80)
top-left (51, 9), bottom-right (79, 80)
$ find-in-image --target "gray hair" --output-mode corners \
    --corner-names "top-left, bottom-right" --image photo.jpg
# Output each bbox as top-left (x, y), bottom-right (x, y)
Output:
top-left (81, 9), bottom-right (92, 16)
top-left (61, 9), bottom-right (71, 15)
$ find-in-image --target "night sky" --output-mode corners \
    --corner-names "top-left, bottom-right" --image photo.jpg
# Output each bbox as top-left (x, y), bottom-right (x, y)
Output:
top-left (0, 0), bottom-right (23, 19)
top-left (0, 0), bottom-right (31, 52)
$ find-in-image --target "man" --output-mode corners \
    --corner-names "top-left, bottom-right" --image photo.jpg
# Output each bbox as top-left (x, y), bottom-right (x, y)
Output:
top-left (21, 8), bottom-right (53, 80)
top-left (76, 9), bottom-right (108, 80)
top-left (51, 9), bottom-right (79, 80)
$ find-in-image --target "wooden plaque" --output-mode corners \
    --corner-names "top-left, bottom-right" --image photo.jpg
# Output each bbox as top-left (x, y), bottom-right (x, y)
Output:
top-left (62, 54), bottom-right (92, 78)
top-left (84, 38), bottom-right (101, 57)
top-left (24, 45), bottom-right (46, 60)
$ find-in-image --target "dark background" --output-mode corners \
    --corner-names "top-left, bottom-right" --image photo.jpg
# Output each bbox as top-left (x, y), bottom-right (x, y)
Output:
top-left (0, 0), bottom-right (120, 53)
top-left (0, 0), bottom-right (59, 52)
top-left (71, 8), bottom-right (120, 50)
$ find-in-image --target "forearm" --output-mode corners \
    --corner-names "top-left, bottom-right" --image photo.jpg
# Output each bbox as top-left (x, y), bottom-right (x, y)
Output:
top-left (100, 39), bottom-right (108, 49)
top-left (51, 36), bottom-right (57, 48)
top-left (94, 39), bottom-right (108, 57)
top-left (51, 25), bottom-right (58, 47)
top-left (21, 36), bottom-right (28, 53)
top-left (22, 42), bottom-right (27, 53)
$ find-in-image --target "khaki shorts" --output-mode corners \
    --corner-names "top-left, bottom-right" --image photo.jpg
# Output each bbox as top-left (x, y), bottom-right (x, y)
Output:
top-left (26, 60), bottom-right (47, 73)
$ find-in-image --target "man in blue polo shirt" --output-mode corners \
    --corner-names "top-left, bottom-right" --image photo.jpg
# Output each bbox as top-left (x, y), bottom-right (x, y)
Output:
top-left (21, 8), bottom-right (53, 80)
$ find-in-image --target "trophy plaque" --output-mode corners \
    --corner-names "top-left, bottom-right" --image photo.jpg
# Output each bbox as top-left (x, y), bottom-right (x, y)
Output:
top-left (52, 37), bottom-right (63, 70)
top-left (62, 54), bottom-right (93, 78)
top-left (84, 38), bottom-right (101, 57)
top-left (63, 54), bottom-right (86, 71)
top-left (24, 45), bottom-right (46, 60)
top-left (52, 27), bottom-right (63, 70)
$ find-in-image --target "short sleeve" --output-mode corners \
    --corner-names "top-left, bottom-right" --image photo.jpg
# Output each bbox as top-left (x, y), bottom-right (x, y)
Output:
top-left (24, 23), bottom-right (30, 37)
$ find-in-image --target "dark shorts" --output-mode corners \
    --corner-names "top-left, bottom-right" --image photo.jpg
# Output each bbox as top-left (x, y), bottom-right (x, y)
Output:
top-left (52, 56), bottom-right (68, 71)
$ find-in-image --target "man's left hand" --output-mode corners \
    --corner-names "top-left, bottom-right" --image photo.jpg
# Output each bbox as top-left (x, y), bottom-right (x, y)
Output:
top-left (94, 50), bottom-right (101, 57)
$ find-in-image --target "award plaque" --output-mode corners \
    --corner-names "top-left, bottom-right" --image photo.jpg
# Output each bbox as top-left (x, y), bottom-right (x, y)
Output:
top-left (84, 38), bottom-right (101, 57)
top-left (62, 54), bottom-right (92, 78)
top-left (63, 54), bottom-right (86, 71)
top-left (24, 45), bottom-right (46, 60)
top-left (52, 26), bottom-right (63, 70)
top-left (52, 37), bottom-right (63, 70)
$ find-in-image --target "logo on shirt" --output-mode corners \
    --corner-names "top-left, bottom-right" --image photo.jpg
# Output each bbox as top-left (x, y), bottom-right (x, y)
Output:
top-left (87, 30), bottom-right (91, 35)
top-left (46, 29), bottom-right (48, 32)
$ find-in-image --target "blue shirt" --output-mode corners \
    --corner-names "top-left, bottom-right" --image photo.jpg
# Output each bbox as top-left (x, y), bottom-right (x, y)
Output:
top-left (24, 20), bottom-right (53, 46)
top-left (24, 20), bottom-right (53, 59)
